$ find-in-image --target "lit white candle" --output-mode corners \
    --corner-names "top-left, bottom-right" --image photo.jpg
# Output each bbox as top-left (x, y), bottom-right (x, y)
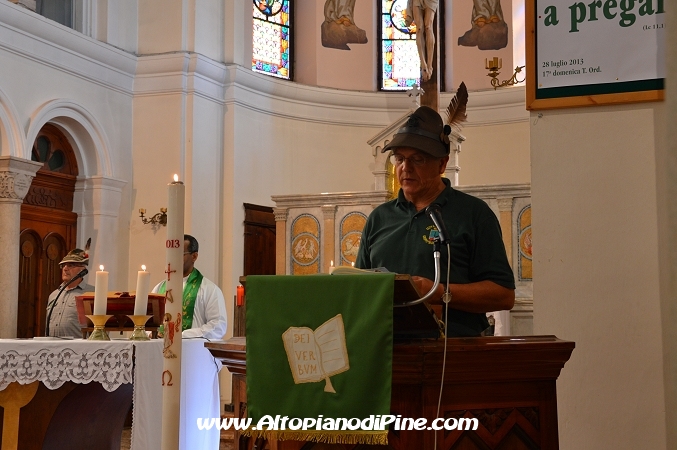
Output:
top-left (93, 265), bottom-right (108, 315)
top-left (162, 174), bottom-right (185, 450)
top-left (134, 265), bottom-right (150, 315)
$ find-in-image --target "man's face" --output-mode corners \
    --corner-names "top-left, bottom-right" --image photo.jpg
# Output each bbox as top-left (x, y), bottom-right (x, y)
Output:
top-left (183, 240), bottom-right (198, 277)
top-left (60, 262), bottom-right (85, 283)
top-left (393, 147), bottom-right (448, 201)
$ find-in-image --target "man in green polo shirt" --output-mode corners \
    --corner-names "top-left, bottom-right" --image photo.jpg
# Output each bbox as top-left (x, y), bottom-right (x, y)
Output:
top-left (355, 106), bottom-right (515, 336)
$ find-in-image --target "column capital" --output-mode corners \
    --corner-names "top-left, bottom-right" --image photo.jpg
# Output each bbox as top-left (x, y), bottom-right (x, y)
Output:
top-left (0, 156), bottom-right (42, 202)
top-left (273, 207), bottom-right (288, 222)
top-left (321, 205), bottom-right (337, 220)
top-left (497, 197), bottom-right (515, 212)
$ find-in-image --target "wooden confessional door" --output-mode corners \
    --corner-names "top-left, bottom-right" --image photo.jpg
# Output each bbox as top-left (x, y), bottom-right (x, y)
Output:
top-left (17, 124), bottom-right (78, 338)
top-left (242, 203), bottom-right (276, 277)
top-left (236, 204), bottom-right (276, 337)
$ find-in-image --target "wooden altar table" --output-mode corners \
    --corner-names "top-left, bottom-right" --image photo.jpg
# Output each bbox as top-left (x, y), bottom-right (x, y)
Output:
top-left (207, 335), bottom-right (574, 450)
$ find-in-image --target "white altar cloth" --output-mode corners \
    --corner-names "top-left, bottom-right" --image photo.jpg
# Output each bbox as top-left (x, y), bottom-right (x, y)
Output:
top-left (0, 338), bottom-right (221, 450)
top-left (0, 339), bottom-right (134, 391)
top-left (132, 338), bottom-right (222, 450)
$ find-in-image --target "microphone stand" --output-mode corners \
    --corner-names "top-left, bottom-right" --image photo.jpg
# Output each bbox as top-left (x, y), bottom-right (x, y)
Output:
top-left (396, 203), bottom-right (452, 307)
top-left (394, 240), bottom-right (443, 307)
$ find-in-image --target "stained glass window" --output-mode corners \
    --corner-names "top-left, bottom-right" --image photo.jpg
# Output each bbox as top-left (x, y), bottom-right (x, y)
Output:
top-left (252, 0), bottom-right (292, 80)
top-left (380, 0), bottom-right (420, 90)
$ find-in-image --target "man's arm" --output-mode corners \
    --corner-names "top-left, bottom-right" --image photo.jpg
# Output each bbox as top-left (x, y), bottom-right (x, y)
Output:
top-left (411, 276), bottom-right (515, 313)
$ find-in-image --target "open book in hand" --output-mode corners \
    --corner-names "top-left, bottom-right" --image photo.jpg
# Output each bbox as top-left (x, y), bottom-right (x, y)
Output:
top-left (328, 266), bottom-right (390, 275)
top-left (282, 314), bottom-right (349, 393)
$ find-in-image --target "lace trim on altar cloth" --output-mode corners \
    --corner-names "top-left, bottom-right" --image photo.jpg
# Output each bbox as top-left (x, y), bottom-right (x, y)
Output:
top-left (0, 344), bottom-right (133, 392)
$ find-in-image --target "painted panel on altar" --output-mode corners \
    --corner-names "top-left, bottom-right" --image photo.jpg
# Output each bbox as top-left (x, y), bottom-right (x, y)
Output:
top-left (339, 212), bottom-right (367, 266)
top-left (290, 214), bottom-right (321, 274)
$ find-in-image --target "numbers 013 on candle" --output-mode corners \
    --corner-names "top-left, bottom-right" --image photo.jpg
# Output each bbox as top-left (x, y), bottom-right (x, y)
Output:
top-left (166, 239), bottom-right (181, 248)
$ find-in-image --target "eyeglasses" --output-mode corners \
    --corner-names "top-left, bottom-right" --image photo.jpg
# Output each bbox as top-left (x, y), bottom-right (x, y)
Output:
top-left (390, 153), bottom-right (430, 167)
top-left (61, 263), bottom-right (84, 269)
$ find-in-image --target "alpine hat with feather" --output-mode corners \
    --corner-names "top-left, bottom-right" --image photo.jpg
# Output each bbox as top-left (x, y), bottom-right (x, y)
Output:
top-left (59, 238), bottom-right (91, 267)
top-left (383, 82), bottom-right (468, 158)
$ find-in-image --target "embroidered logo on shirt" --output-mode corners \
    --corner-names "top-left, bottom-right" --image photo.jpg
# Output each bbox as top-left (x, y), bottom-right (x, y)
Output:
top-left (423, 226), bottom-right (440, 245)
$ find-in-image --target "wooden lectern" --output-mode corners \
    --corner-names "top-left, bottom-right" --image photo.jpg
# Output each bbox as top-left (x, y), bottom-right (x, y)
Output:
top-left (208, 336), bottom-right (573, 450)
top-left (215, 276), bottom-right (574, 449)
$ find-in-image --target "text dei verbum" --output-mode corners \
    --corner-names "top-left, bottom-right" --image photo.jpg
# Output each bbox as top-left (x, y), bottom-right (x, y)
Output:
top-left (541, 0), bottom-right (664, 33)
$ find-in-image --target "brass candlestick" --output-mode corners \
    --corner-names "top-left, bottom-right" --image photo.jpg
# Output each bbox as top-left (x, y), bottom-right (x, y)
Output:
top-left (86, 315), bottom-right (113, 341)
top-left (127, 315), bottom-right (152, 341)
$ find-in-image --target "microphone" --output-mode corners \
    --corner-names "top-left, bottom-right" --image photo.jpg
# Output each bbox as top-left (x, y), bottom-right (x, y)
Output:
top-left (69, 268), bottom-right (89, 283)
top-left (425, 204), bottom-right (450, 245)
top-left (45, 268), bottom-right (89, 336)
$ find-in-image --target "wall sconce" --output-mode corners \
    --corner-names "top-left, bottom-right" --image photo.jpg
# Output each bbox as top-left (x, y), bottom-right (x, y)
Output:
top-left (139, 207), bottom-right (167, 226)
top-left (485, 57), bottom-right (525, 90)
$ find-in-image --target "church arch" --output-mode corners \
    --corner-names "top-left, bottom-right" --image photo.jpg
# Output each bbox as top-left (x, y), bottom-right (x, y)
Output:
top-left (0, 87), bottom-right (26, 158)
top-left (21, 99), bottom-right (125, 323)
top-left (26, 99), bottom-right (113, 178)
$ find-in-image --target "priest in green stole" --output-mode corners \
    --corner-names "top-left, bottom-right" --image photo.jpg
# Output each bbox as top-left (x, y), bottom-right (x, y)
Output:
top-left (153, 234), bottom-right (228, 339)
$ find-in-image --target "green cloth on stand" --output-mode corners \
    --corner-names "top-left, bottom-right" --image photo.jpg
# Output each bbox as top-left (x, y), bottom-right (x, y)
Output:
top-left (245, 274), bottom-right (394, 444)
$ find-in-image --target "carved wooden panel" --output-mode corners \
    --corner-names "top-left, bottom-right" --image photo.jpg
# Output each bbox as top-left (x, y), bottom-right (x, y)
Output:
top-left (17, 231), bottom-right (42, 337)
top-left (444, 407), bottom-right (541, 450)
top-left (17, 231), bottom-right (68, 338)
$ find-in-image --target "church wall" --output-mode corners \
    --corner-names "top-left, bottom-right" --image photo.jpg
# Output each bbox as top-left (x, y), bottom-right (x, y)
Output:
top-left (0, 2), bottom-right (135, 290)
top-left (137, 0), bottom-right (184, 54)
top-left (531, 103), bottom-right (667, 449)
top-left (659, 4), bottom-right (677, 446)
top-left (185, 95), bottom-right (225, 284)
top-left (129, 94), bottom-right (186, 289)
top-left (458, 121), bottom-right (529, 186)
top-left (450, 0), bottom-right (514, 91)
top-left (294, 0), bottom-right (377, 91)
top-left (99, 1), bottom-right (139, 54)
top-left (194, 0), bottom-right (224, 62)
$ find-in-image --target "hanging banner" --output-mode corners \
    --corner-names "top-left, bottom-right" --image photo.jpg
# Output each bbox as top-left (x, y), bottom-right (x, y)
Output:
top-left (526, 0), bottom-right (665, 109)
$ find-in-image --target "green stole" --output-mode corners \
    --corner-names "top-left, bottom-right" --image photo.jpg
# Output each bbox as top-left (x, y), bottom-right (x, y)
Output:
top-left (158, 268), bottom-right (203, 331)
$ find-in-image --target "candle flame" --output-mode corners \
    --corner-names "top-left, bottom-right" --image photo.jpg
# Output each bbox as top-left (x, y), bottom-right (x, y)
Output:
top-left (173, 174), bottom-right (179, 182)
top-left (141, 265), bottom-right (146, 271)
top-left (99, 265), bottom-right (104, 271)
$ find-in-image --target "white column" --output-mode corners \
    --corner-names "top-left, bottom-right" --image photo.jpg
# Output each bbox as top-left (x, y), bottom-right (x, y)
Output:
top-left (445, 133), bottom-right (465, 186)
top-left (273, 208), bottom-right (288, 275)
top-left (73, 176), bottom-right (127, 289)
top-left (224, 0), bottom-right (253, 66)
top-left (321, 205), bottom-right (337, 272)
top-left (0, 156), bottom-right (42, 338)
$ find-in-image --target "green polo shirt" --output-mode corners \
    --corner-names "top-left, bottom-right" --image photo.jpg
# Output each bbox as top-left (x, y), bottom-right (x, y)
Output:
top-left (355, 178), bottom-right (515, 336)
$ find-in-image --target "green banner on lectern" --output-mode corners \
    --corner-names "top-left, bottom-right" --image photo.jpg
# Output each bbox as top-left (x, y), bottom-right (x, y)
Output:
top-left (245, 274), bottom-right (394, 444)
